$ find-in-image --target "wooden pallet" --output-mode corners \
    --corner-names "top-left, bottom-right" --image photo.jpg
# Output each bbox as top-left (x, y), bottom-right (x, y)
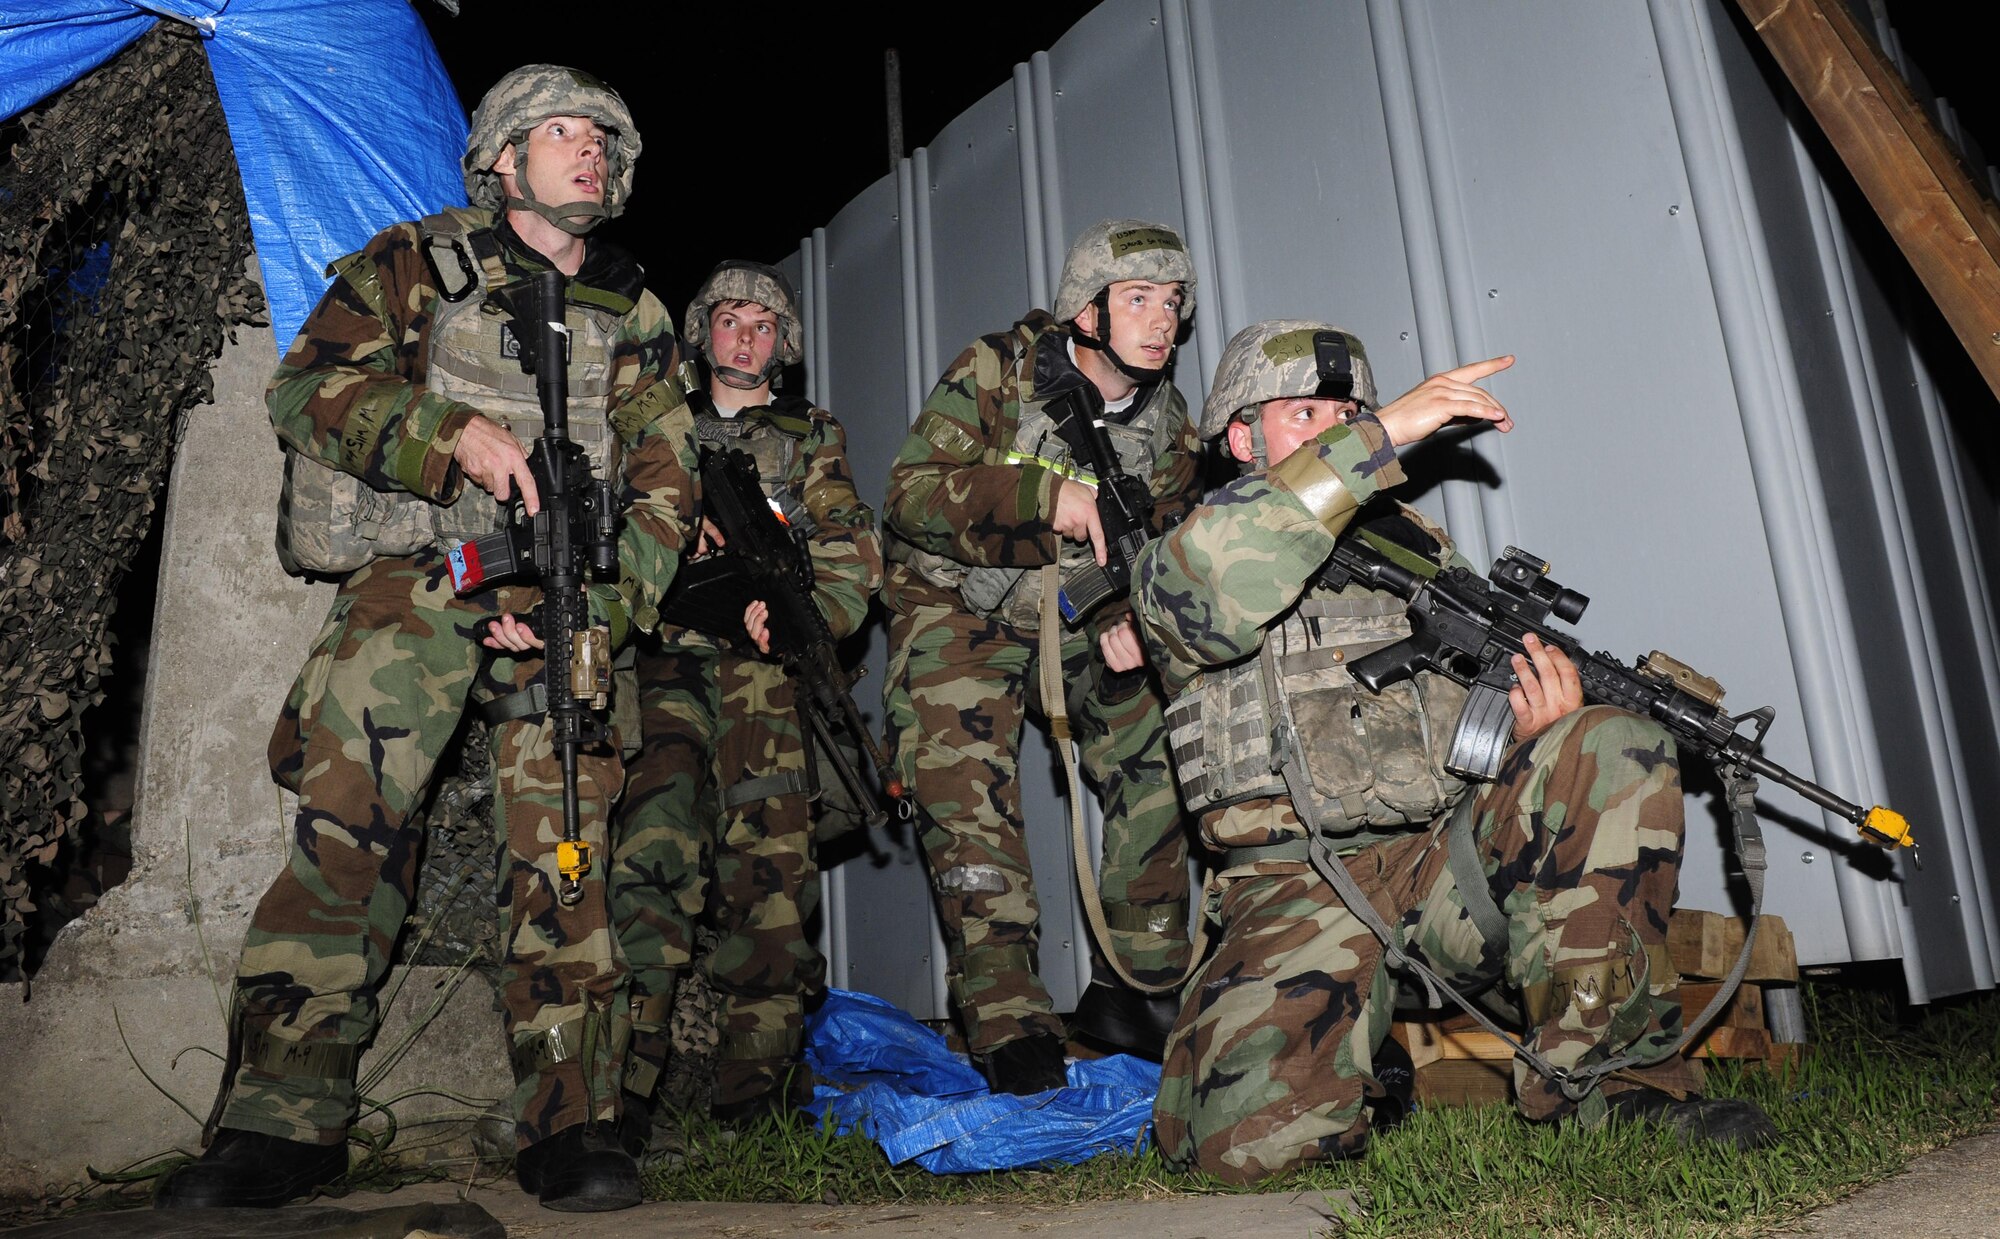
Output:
top-left (1391, 909), bottom-right (1805, 1106)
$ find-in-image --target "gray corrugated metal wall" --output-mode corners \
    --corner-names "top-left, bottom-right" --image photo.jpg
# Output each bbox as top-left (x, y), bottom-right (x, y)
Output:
top-left (796, 0), bottom-right (2000, 1013)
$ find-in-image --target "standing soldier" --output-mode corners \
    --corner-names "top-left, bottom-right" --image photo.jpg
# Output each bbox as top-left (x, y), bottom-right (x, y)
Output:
top-left (1134, 321), bottom-right (1777, 1184)
top-left (611, 260), bottom-right (882, 1137)
top-left (881, 220), bottom-right (1200, 1093)
top-left (155, 66), bottom-right (698, 1213)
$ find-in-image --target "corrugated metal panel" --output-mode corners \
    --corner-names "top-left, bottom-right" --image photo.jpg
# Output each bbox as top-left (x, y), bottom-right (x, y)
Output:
top-left (796, 0), bottom-right (1999, 1011)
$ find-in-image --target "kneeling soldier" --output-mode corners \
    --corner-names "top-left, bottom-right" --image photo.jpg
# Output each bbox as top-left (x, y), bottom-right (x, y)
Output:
top-left (1134, 322), bottom-right (1777, 1184)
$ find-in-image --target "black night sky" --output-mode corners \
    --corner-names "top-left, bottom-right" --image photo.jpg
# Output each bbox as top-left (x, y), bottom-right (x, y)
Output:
top-left (419, 2), bottom-right (1099, 317)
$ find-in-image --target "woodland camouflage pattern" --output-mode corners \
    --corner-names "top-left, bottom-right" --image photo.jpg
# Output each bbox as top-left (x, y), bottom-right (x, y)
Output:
top-left (881, 313), bottom-right (1199, 1051)
top-left (224, 213), bottom-right (698, 1149)
top-left (266, 207), bottom-right (695, 622)
top-left (1135, 406), bottom-right (1701, 1185)
top-left (613, 401), bottom-right (880, 1105)
top-left (228, 556), bottom-right (631, 1145)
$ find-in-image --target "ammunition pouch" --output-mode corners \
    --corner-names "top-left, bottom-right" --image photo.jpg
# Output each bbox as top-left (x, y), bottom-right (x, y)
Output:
top-left (1166, 586), bottom-right (1471, 838)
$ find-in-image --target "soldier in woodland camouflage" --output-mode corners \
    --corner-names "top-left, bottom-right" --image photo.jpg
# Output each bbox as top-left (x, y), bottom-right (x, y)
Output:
top-left (882, 220), bottom-right (1200, 1093)
top-left (610, 260), bottom-right (881, 1140)
top-left (1133, 321), bottom-right (1777, 1185)
top-left (156, 66), bottom-right (699, 1214)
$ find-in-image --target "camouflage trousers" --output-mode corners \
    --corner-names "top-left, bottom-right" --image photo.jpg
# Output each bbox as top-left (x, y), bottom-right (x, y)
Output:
top-left (610, 636), bottom-right (818, 1106)
top-left (225, 550), bottom-right (629, 1150)
top-left (884, 602), bottom-right (1193, 1052)
top-left (1155, 705), bottom-right (1703, 1185)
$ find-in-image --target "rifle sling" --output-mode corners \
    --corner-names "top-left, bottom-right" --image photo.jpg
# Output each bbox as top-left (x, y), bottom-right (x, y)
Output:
top-left (723, 771), bottom-right (812, 808)
top-left (481, 682), bottom-right (548, 725)
top-left (1039, 567), bottom-right (1207, 995)
top-left (1445, 796), bottom-right (1510, 958)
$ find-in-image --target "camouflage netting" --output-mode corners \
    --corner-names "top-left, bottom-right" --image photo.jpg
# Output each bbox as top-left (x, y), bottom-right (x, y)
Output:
top-left (0, 25), bottom-right (263, 975)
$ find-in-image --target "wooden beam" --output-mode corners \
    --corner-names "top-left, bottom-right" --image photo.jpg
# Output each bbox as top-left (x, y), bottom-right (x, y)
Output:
top-left (1736, 0), bottom-right (2000, 400)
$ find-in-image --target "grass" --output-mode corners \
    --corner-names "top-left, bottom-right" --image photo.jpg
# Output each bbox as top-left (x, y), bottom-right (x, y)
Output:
top-left (642, 981), bottom-right (2000, 1237)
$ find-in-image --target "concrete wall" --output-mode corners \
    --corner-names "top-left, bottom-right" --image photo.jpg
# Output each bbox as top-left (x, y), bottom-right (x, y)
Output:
top-left (0, 268), bottom-right (509, 1195)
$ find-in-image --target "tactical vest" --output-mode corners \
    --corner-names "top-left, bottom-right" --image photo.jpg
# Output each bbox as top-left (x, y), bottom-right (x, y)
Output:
top-left (275, 209), bottom-right (621, 575)
top-left (900, 343), bottom-right (1183, 631)
top-left (692, 396), bottom-right (816, 532)
top-left (1165, 537), bottom-right (1473, 836)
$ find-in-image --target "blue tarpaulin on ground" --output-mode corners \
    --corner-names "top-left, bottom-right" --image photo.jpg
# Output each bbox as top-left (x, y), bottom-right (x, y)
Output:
top-left (803, 989), bottom-right (1160, 1174)
top-left (1, 0), bottom-right (466, 353)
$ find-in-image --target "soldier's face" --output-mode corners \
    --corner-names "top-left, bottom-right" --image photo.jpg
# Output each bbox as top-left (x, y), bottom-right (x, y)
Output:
top-left (1228, 397), bottom-right (1360, 466)
top-left (1080, 279), bottom-right (1184, 371)
top-left (495, 115), bottom-right (608, 203)
top-left (708, 301), bottom-right (779, 378)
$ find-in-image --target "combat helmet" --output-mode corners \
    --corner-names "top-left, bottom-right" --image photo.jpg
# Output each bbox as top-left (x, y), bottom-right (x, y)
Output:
top-left (684, 260), bottom-right (803, 390)
top-left (1055, 219), bottom-right (1197, 383)
top-left (1202, 320), bottom-right (1377, 465)
top-left (464, 64), bottom-right (641, 236)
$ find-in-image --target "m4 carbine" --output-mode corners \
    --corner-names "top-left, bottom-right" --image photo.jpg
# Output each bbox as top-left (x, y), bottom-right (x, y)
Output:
top-left (445, 267), bottom-right (620, 907)
top-left (677, 444), bottom-right (902, 827)
top-left (1322, 533), bottom-right (1913, 853)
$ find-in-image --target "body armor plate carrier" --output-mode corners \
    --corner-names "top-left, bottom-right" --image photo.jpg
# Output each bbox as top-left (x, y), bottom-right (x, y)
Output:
top-left (276, 208), bottom-right (621, 576)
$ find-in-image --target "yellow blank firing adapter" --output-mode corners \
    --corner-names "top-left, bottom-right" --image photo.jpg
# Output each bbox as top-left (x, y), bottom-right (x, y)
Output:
top-left (557, 839), bottom-right (592, 882)
top-left (1858, 807), bottom-right (1915, 850)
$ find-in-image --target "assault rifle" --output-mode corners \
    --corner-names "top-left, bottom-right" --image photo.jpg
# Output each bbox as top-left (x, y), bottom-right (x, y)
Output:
top-left (677, 444), bottom-right (903, 828)
top-left (445, 268), bottom-right (621, 906)
top-left (1054, 402), bottom-right (1155, 628)
top-left (1321, 533), bottom-right (1914, 852)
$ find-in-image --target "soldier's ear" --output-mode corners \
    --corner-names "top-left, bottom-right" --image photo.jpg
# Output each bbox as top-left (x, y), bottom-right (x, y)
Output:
top-left (492, 142), bottom-right (518, 179)
top-left (1071, 302), bottom-right (1097, 337)
top-left (1225, 419), bottom-right (1255, 464)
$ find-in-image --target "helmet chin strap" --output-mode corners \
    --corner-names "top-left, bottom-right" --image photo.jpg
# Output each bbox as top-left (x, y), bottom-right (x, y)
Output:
top-left (1072, 287), bottom-right (1169, 388)
top-left (704, 343), bottom-right (779, 392)
top-left (1246, 416), bottom-right (1270, 469)
top-left (506, 146), bottom-right (610, 236)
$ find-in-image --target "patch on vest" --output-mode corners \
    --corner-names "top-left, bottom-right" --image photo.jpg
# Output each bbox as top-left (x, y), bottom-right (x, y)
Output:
top-left (499, 319), bottom-right (522, 361)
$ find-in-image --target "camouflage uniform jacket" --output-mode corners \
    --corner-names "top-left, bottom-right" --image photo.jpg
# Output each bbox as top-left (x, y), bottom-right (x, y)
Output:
top-left (266, 209), bottom-right (698, 616)
top-left (1135, 411), bottom-right (1475, 852)
top-left (882, 311), bottom-right (1201, 637)
top-left (661, 397), bottom-right (883, 650)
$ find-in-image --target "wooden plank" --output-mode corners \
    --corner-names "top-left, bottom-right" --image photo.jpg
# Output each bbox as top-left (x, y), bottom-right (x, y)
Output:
top-left (1736, 0), bottom-right (2000, 401)
top-left (1667, 909), bottom-right (1798, 982)
top-left (1691, 1024), bottom-right (1773, 1061)
top-left (1679, 979), bottom-right (1767, 1032)
top-left (1414, 1058), bottom-right (1511, 1107)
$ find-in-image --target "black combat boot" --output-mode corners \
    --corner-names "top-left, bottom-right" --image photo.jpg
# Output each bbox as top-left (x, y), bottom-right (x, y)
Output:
top-left (1604, 1086), bottom-right (1781, 1150)
top-left (153, 1126), bottom-right (349, 1208)
top-left (976, 1032), bottom-right (1069, 1095)
top-left (711, 1062), bottom-right (812, 1127)
top-left (1068, 979), bottom-right (1183, 1062)
top-left (514, 1123), bottom-right (642, 1212)
top-left (615, 1089), bottom-right (656, 1160)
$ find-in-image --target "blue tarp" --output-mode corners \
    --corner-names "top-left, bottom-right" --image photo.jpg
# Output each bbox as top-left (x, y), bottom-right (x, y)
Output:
top-left (803, 989), bottom-right (1160, 1174)
top-left (2, 0), bottom-right (466, 352)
